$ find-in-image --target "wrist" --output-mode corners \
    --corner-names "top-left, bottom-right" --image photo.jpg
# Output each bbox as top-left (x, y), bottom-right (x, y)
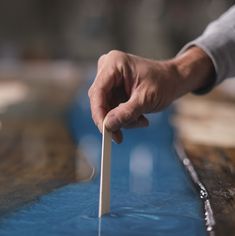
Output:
top-left (170, 46), bottom-right (215, 97)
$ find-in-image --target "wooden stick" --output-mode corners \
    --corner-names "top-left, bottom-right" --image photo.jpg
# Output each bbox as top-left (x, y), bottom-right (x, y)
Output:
top-left (98, 118), bottom-right (112, 217)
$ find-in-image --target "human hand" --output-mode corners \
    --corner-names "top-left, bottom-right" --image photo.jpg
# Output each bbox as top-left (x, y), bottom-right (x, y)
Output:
top-left (88, 48), bottom-right (214, 143)
top-left (88, 50), bottom-right (178, 143)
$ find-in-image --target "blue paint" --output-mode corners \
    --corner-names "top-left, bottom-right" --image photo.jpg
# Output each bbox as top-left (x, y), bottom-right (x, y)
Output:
top-left (0, 79), bottom-right (206, 235)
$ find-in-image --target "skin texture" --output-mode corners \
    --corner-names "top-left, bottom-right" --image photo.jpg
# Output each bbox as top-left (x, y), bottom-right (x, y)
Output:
top-left (88, 47), bottom-right (215, 143)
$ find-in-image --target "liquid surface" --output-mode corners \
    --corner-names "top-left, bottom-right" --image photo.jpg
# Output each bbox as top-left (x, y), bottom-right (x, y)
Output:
top-left (0, 83), bottom-right (207, 235)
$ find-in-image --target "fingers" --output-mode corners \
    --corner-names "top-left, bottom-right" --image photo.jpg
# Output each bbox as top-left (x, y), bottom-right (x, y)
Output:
top-left (103, 116), bottom-right (123, 144)
top-left (107, 116), bottom-right (149, 144)
top-left (123, 115), bottom-right (149, 129)
top-left (88, 87), bottom-right (108, 133)
top-left (89, 51), bottom-right (127, 135)
top-left (112, 130), bottom-right (123, 144)
top-left (105, 96), bottom-right (144, 132)
top-left (89, 50), bottom-right (151, 144)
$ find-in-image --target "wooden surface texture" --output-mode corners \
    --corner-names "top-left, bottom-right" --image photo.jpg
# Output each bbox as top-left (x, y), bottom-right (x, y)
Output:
top-left (173, 80), bottom-right (235, 236)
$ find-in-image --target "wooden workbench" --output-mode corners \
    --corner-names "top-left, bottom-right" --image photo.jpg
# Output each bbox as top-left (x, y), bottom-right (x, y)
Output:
top-left (173, 80), bottom-right (235, 236)
top-left (0, 62), bottom-right (94, 216)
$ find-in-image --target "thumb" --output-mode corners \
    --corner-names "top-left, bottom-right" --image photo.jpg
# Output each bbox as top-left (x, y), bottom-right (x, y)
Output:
top-left (105, 97), bottom-right (143, 132)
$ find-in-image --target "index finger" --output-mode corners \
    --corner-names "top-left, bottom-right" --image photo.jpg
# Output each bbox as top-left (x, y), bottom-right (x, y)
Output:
top-left (88, 63), bottom-right (120, 131)
top-left (89, 86), bottom-right (108, 133)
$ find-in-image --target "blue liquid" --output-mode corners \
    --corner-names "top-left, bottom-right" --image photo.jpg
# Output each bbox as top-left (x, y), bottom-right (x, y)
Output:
top-left (0, 82), bottom-right (207, 235)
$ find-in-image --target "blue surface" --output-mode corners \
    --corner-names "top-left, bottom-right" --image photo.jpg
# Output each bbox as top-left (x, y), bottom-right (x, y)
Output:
top-left (0, 80), bottom-right (206, 235)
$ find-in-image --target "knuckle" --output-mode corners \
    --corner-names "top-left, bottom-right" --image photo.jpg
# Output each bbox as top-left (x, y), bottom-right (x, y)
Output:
top-left (98, 54), bottom-right (106, 66)
top-left (107, 50), bottom-right (129, 74)
top-left (107, 67), bottom-right (118, 79)
top-left (107, 50), bottom-right (126, 62)
top-left (108, 50), bottom-right (122, 56)
top-left (122, 111), bottom-right (133, 123)
top-left (88, 86), bottom-right (93, 98)
top-left (120, 107), bottom-right (137, 124)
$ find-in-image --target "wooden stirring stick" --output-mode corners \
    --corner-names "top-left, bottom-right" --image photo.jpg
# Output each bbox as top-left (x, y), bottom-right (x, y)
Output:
top-left (99, 118), bottom-right (112, 217)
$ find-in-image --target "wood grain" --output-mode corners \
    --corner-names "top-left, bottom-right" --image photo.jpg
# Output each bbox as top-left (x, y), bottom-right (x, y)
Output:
top-left (0, 66), bottom-right (94, 217)
top-left (173, 81), bottom-right (235, 236)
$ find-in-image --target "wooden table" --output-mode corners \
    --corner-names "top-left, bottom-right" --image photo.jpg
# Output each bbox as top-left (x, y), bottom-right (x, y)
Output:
top-left (173, 80), bottom-right (235, 236)
top-left (0, 62), bottom-right (94, 217)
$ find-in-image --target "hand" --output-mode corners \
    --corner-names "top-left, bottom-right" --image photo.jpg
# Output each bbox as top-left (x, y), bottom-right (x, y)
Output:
top-left (88, 48), bottom-right (214, 143)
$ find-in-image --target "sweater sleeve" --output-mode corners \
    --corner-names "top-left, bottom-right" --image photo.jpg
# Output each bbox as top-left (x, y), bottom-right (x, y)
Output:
top-left (178, 5), bottom-right (235, 94)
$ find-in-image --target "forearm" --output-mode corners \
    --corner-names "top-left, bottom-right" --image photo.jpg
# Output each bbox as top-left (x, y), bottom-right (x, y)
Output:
top-left (179, 5), bottom-right (235, 91)
top-left (170, 46), bottom-right (215, 98)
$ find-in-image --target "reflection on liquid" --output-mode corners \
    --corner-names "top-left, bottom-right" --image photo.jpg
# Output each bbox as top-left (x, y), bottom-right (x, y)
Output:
top-left (129, 145), bottom-right (153, 193)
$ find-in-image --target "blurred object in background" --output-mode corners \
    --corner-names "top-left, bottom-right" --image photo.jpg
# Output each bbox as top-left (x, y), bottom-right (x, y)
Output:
top-left (173, 79), bottom-right (235, 148)
top-left (0, 0), bottom-right (234, 62)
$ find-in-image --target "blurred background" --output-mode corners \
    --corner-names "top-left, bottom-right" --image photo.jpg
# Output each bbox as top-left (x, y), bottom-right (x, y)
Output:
top-left (0, 0), bottom-right (234, 63)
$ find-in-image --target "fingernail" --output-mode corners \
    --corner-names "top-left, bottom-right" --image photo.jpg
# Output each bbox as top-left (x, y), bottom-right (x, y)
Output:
top-left (105, 114), bottom-right (117, 131)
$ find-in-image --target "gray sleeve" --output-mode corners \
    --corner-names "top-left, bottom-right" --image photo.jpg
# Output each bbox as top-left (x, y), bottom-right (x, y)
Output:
top-left (179, 5), bottom-right (235, 94)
